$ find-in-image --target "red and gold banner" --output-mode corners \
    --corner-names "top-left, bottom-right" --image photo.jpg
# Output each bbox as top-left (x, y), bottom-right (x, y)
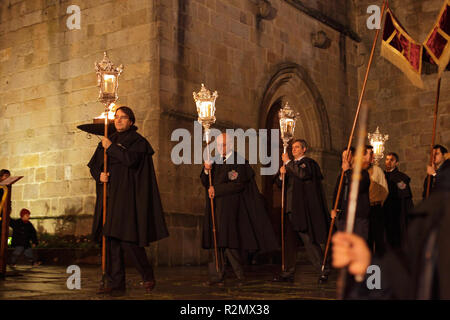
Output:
top-left (423, 0), bottom-right (450, 77)
top-left (381, 8), bottom-right (424, 88)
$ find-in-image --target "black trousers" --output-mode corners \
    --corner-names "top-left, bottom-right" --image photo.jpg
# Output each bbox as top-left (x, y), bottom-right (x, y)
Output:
top-left (208, 248), bottom-right (244, 282)
top-left (368, 204), bottom-right (386, 256)
top-left (106, 237), bottom-right (154, 290)
top-left (281, 217), bottom-right (330, 278)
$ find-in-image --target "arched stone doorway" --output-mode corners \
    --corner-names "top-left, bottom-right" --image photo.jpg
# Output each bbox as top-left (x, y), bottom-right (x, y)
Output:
top-left (259, 63), bottom-right (334, 240)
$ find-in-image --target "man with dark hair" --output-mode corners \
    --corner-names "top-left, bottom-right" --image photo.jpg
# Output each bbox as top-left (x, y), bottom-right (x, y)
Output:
top-left (383, 152), bottom-right (413, 249)
top-left (332, 147), bottom-right (371, 242)
top-left (272, 139), bottom-right (330, 283)
top-left (423, 144), bottom-right (450, 198)
top-left (88, 106), bottom-right (169, 296)
top-left (0, 169), bottom-right (10, 182)
top-left (364, 145), bottom-right (388, 257)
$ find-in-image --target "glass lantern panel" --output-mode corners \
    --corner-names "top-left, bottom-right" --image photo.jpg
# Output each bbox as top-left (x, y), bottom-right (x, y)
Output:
top-left (286, 119), bottom-right (295, 136)
top-left (198, 101), bottom-right (214, 118)
top-left (103, 74), bottom-right (116, 94)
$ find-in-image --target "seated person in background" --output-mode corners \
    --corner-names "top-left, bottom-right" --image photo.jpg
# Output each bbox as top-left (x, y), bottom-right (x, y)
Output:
top-left (9, 209), bottom-right (41, 267)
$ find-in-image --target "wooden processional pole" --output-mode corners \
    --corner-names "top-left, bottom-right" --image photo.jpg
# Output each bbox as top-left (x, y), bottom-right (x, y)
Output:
top-left (425, 77), bottom-right (442, 198)
top-left (320, 0), bottom-right (387, 276)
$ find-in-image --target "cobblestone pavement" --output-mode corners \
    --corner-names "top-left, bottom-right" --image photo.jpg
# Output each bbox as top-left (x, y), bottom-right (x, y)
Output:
top-left (0, 258), bottom-right (337, 300)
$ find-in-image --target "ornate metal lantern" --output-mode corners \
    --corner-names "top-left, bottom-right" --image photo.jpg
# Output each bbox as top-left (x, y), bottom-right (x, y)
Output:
top-left (193, 83), bottom-right (218, 131)
top-left (95, 52), bottom-right (123, 106)
top-left (368, 126), bottom-right (389, 164)
top-left (278, 102), bottom-right (299, 153)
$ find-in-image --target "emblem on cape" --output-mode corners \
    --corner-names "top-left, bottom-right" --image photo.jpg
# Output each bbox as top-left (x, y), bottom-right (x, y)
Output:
top-left (397, 181), bottom-right (406, 190)
top-left (300, 163), bottom-right (306, 168)
top-left (228, 170), bottom-right (238, 181)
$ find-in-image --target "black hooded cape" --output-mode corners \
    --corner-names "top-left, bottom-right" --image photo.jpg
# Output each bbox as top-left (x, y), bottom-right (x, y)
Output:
top-left (200, 152), bottom-right (279, 253)
top-left (88, 127), bottom-right (169, 247)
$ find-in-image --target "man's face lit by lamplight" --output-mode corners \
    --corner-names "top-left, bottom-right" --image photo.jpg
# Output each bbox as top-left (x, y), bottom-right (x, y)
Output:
top-left (385, 154), bottom-right (398, 172)
top-left (363, 147), bottom-right (374, 169)
top-left (216, 133), bottom-right (232, 157)
top-left (114, 109), bottom-right (132, 132)
top-left (433, 148), bottom-right (445, 167)
top-left (292, 141), bottom-right (306, 159)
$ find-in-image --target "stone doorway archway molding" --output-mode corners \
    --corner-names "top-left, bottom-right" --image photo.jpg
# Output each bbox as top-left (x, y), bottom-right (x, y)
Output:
top-left (258, 62), bottom-right (331, 152)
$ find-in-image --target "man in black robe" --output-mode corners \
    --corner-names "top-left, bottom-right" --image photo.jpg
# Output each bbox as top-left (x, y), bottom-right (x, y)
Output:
top-left (383, 152), bottom-right (413, 249)
top-left (271, 139), bottom-right (330, 283)
top-left (200, 133), bottom-right (278, 286)
top-left (88, 106), bottom-right (169, 296)
top-left (423, 144), bottom-right (449, 199)
top-left (332, 147), bottom-right (371, 242)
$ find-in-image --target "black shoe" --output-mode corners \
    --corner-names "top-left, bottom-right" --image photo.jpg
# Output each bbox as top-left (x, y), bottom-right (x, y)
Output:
top-left (271, 275), bottom-right (294, 283)
top-left (31, 261), bottom-right (42, 267)
top-left (204, 280), bottom-right (225, 287)
top-left (143, 280), bottom-right (156, 293)
top-left (235, 276), bottom-right (246, 287)
top-left (318, 274), bottom-right (328, 284)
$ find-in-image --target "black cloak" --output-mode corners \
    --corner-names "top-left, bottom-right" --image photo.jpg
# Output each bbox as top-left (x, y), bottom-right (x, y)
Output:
top-left (275, 157), bottom-right (330, 244)
top-left (200, 152), bottom-right (279, 253)
top-left (383, 168), bottom-right (414, 248)
top-left (345, 191), bottom-right (450, 300)
top-left (88, 126), bottom-right (169, 247)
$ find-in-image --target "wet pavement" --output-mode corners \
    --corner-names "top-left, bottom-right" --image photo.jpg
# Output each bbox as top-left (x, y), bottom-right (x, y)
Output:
top-left (0, 256), bottom-right (337, 300)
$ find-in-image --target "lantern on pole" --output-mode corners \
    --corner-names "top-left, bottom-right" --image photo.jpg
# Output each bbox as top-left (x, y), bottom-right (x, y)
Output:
top-left (193, 83), bottom-right (220, 272)
top-left (368, 126), bottom-right (389, 165)
top-left (278, 101), bottom-right (299, 272)
top-left (95, 52), bottom-right (123, 106)
top-left (279, 102), bottom-right (298, 154)
top-left (194, 83), bottom-right (218, 131)
top-left (94, 52), bottom-right (123, 290)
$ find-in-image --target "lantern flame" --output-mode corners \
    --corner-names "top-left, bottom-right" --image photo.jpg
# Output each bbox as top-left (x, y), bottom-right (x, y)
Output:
top-left (94, 103), bottom-right (116, 120)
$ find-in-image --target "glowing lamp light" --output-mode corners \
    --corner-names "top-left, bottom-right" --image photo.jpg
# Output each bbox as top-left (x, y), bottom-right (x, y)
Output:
top-left (368, 126), bottom-right (389, 164)
top-left (193, 83), bottom-right (218, 130)
top-left (279, 102), bottom-right (299, 153)
top-left (93, 103), bottom-right (116, 124)
top-left (95, 52), bottom-right (123, 105)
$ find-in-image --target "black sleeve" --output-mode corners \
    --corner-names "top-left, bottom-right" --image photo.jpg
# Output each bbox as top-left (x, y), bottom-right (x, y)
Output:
top-left (200, 167), bottom-right (211, 188)
top-left (30, 224), bottom-right (38, 245)
top-left (106, 140), bottom-right (145, 168)
top-left (88, 144), bottom-right (103, 184)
